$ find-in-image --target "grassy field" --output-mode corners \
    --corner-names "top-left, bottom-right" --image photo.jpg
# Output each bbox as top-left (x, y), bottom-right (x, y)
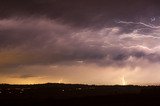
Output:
top-left (0, 83), bottom-right (160, 106)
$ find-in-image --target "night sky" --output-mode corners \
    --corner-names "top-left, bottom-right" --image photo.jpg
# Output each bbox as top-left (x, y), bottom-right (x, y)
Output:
top-left (1, 0), bottom-right (160, 85)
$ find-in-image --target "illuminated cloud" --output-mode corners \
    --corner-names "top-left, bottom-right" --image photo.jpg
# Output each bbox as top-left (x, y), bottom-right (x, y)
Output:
top-left (1, 0), bottom-right (160, 85)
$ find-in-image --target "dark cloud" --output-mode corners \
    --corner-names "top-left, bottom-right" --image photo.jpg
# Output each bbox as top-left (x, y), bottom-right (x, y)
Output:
top-left (1, 0), bottom-right (160, 28)
top-left (0, 1), bottom-right (160, 75)
top-left (1, 1), bottom-right (160, 85)
top-left (0, 17), bottom-right (160, 69)
top-left (12, 74), bottom-right (37, 79)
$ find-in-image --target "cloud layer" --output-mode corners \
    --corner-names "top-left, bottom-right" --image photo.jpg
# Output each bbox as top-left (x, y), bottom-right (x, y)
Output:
top-left (1, 0), bottom-right (160, 85)
top-left (1, 18), bottom-right (160, 67)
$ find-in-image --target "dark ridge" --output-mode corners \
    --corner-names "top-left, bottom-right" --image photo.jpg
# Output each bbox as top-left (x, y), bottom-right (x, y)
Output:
top-left (1, 83), bottom-right (160, 106)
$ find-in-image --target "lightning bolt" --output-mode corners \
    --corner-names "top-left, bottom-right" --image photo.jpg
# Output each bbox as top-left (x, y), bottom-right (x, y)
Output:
top-left (116, 20), bottom-right (160, 29)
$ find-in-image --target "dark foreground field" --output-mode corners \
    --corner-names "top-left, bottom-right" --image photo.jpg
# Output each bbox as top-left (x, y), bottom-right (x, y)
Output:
top-left (1, 83), bottom-right (160, 106)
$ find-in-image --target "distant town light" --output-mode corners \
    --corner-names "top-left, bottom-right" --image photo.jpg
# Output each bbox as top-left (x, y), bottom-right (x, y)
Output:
top-left (77, 88), bottom-right (82, 90)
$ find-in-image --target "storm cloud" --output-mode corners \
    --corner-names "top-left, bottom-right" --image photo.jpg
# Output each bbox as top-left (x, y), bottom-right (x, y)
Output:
top-left (1, 17), bottom-right (160, 67)
top-left (1, 0), bottom-right (160, 85)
